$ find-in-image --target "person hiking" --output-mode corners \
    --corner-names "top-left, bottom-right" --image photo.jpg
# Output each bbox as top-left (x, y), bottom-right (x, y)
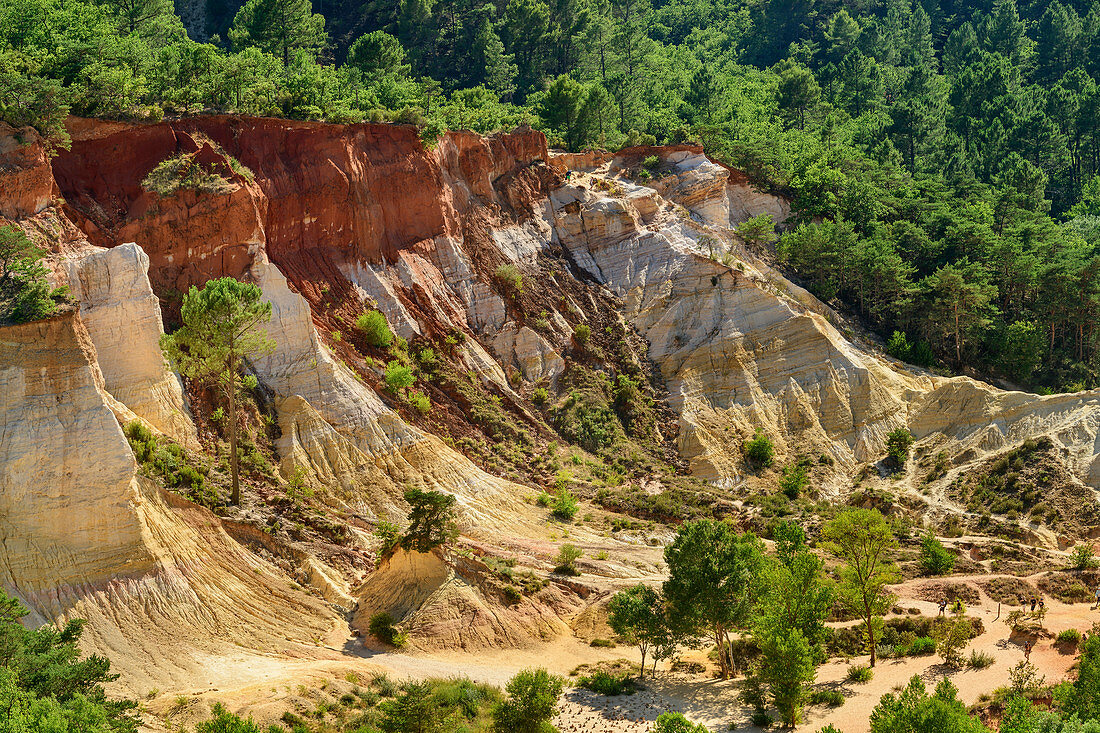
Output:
top-left (1094, 584), bottom-right (1100, 608)
top-left (1030, 597), bottom-right (1037, 612)
top-left (1024, 639), bottom-right (1033, 661)
top-left (938, 599), bottom-right (948, 616)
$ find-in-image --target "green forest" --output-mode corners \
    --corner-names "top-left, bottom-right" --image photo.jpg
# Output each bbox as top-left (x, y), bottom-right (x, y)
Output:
top-left (6, 0), bottom-right (1100, 389)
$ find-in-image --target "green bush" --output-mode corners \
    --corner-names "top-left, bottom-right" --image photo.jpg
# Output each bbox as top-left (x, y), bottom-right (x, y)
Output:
top-left (642, 155), bottom-right (661, 170)
top-left (749, 709), bottom-right (774, 728)
top-left (909, 636), bottom-right (936, 655)
top-left (374, 520), bottom-right (401, 554)
top-left (407, 389), bottom-right (431, 414)
top-left (491, 669), bottom-right (563, 733)
top-left (808, 689), bottom-right (845, 707)
top-left (357, 310), bottom-right (394, 348)
top-left (384, 360), bottom-right (415, 392)
top-left (554, 543), bottom-right (583, 575)
top-left (653, 712), bottom-right (708, 732)
top-left (1071, 543), bottom-right (1097, 570)
top-left (846, 665), bottom-right (873, 683)
top-left (368, 612), bottom-right (407, 647)
top-left (778, 463), bottom-right (808, 499)
top-left (535, 491), bottom-right (553, 507)
top-left (142, 152), bottom-right (235, 196)
top-left (494, 264), bottom-right (523, 292)
top-left (573, 323), bottom-right (591, 344)
top-left (577, 670), bottom-right (636, 696)
top-left (886, 428), bottom-right (915, 468)
top-left (744, 431), bottom-right (775, 467)
top-left (919, 531), bottom-right (956, 576)
top-left (0, 226), bottom-right (64, 324)
top-left (1058, 629), bottom-right (1083, 647)
top-left (532, 387), bottom-right (549, 405)
top-left (967, 649), bottom-right (995, 669)
top-left (552, 490), bottom-right (579, 520)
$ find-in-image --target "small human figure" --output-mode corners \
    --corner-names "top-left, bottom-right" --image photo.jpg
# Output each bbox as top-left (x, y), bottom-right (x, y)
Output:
top-left (1095, 584), bottom-right (1100, 608)
top-left (565, 170), bottom-right (572, 182)
top-left (938, 599), bottom-right (948, 616)
top-left (1039, 598), bottom-right (1045, 613)
top-left (1030, 597), bottom-right (1037, 612)
top-left (1024, 639), bottom-right (1033, 661)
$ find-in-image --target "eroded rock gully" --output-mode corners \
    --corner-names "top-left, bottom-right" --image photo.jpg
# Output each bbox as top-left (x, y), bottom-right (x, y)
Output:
top-left (3, 115), bottom-right (1100, 692)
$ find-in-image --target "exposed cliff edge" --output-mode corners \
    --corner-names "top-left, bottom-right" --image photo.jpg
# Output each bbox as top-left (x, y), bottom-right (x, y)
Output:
top-left (4, 114), bottom-right (1100, 695)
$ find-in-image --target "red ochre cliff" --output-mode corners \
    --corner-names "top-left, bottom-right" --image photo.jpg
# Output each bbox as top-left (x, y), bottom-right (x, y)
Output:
top-left (51, 117), bottom-right (554, 325)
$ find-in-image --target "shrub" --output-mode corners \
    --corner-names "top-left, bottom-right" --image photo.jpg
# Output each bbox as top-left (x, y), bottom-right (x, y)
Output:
top-left (749, 709), bottom-right (774, 728)
top-left (1057, 629), bottom-right (1082, 647)
top-left (886, 428), bottom-right (915, 468)
top-left (384, 361), bottom-right (415, 392)
top-left (653, 712), bottom-right (708, 732)
top-left (967, 650), bottom-right (995, 669)
top-left (142, 152), bottom-right (234, 196)
top-left (502, 585), bottom-right (522, 604)
top-left (554, 543), bottom-right (583, 575)
top-left (535, 491), bottom-right (553, 507)
top-left (744, 431), bottom-right (775, 467)
top-left (532, 387), bottom-right (549, 405)
top-left (368, 612), bottom-right (407, 647)
top-left (577, 670), bottom-right (636, 696)
top-left (809, 689), bottom-right (845, 707)
top-left (552, 490), bottom-right (579, 520)
top-left (886, 330), bottom-right (911, 361)
top-left (778, 463), bottom-right (808, 499)
top-left (573, 323), bottom-right (591, 344)
top-left (846, 665), bottom-right (873, 683)
top-left (374, 520), bottom-right (401, 554)
top-left (589, 638), bottom-right (614, 648)
top-left (909, 636), bottom-right (936, 655)
top-left (642, 155), bottom-right (660, 170)
top-left (919, 531), bottom-right (956, 576)
top-left (491, 669), bottom-right (563, 733)
top-left (1, 226), bottom-right (64, 324)
top-left (357, 310), bottom-right (394, 348)
top-left (494, 264), bottom-right (523, 292)
top-left (407, 389), bottom-right (431, 414)
top-left (1071, 543), bottom-right (1097, 570)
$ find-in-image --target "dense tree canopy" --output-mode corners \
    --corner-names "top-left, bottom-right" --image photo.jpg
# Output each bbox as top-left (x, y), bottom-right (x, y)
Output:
top-left (9, 0), bottom-right (1100, 388)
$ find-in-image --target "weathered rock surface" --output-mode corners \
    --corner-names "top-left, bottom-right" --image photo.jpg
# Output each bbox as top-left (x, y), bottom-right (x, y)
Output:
top-left (64, 243), bottom-right (198, 446)
top-left (352, 549), bottom-right (579, 651)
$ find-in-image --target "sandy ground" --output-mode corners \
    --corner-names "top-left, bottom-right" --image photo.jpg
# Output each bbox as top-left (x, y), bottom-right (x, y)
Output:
top-left (140, 572), bottom-right (1097, 732)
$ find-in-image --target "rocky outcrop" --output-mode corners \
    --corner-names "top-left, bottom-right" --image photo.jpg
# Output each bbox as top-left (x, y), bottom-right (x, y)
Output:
top-left (0, 311), bottom-right (332, 691)
top-left (64, 243), bottom-right (198, 446)
top-left (352, 548), bottom-right (580, 651)
top-left (0, 312), bottom-right (152, 598)
top-left (491, 322), bottom-right (565, 384)
top-left (0, 124), bottom-right (58, 220)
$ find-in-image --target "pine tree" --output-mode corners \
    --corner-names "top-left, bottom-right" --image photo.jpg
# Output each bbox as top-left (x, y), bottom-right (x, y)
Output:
top-left (229, 0), bottom-right (327, 64)
top-left (160, 278), bottom-right (274, 505)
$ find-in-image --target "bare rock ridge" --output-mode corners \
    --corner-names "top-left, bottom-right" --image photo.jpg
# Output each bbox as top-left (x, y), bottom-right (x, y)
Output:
top-left (3, 115), bottom-right (1100, 692)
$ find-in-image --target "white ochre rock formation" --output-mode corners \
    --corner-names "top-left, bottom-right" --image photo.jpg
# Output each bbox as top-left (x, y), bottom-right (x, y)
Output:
top-left (548, 156), bottom-right (1100, 488)
top-left (249, 256), bottom-right (536, 528)
top-left (64, 243), bottom-right (198, 447)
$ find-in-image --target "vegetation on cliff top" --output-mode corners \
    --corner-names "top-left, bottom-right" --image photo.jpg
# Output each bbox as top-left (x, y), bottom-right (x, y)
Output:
top-left (0, 225), bottom-right (68, 324)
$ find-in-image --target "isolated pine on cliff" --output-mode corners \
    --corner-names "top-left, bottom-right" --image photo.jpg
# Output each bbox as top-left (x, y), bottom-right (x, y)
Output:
top-left (161, 277), bottom-right (274, 505)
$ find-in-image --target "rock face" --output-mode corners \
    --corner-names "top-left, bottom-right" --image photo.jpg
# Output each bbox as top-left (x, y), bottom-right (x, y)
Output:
top-left (548, 156), bottom-right (1100, 491)
top-left (351, 549), bottom-right (579, 651)
top-left (64, 243), bottom-right (198, 446)
top-left (0, 312), bottom-right (151, 598)
top-left (0, 124), bottom-right (58, 220)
